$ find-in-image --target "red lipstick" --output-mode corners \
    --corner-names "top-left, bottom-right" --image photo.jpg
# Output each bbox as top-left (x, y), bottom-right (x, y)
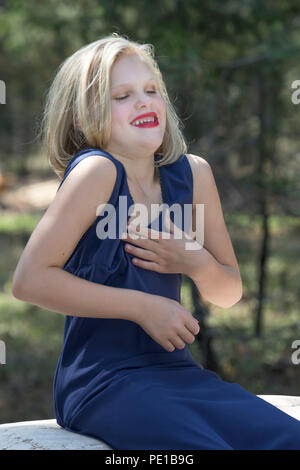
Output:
top-left (130, 112), bottom-right (159, 127)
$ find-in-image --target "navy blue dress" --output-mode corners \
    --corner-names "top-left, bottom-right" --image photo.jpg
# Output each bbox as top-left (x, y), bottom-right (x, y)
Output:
top-left (53, 147), bottom-right (300, 450)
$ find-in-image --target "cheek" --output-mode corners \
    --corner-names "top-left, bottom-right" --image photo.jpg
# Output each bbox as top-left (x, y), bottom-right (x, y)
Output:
top-left (111, 103), bottom-right (130, 129)
top-left (158, 101), bottom-right (167, 128)
top-left (157, 97), bottom-right (166, 119)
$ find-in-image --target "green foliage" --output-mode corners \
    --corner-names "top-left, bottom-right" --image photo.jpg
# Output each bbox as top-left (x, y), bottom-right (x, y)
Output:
top-left (1, 210), bottom-right (299, 422)
top-left (0, 213), bottom-right (41, 234)
top-left (206, 307), bottom-right (300, 394)
top-left (1, 0), bottom-right (300, 422)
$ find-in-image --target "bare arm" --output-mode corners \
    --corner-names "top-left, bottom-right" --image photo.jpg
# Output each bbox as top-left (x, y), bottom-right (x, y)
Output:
top-left (11, 155), bottom-right (148, 322)
top-left (13, 265), bottom-right (148, 322)
top-left (185, 154), bottom-right (243, 308)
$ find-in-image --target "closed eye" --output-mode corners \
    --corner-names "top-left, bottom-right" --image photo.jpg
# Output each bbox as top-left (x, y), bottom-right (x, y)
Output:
top-left (115, 90), bottom-right (157, 101)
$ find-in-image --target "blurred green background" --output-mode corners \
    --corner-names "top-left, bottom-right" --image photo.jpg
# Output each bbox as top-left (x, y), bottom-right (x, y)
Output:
top-left (1, 0), bottom-right (300, 424)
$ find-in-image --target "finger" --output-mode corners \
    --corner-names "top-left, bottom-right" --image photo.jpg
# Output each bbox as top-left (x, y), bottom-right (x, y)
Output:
top-left (131, 258), bottom-right (161, 272)
top-left (168, 334), bottom-right (186, 350)
top-left (124, 233), bottom-right (159, 252)
top-left (125, 244), bottom-right (157, 261)
top-left (165, 340), bottom-right (176, 352)
top-left (179, 328), bottom-right (197, 345)
top-left (186, 319), bottom-right (200, 336)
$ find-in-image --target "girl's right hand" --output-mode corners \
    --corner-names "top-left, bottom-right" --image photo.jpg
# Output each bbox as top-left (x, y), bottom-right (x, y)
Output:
top-left (136, 294), bottom-right (200, 352)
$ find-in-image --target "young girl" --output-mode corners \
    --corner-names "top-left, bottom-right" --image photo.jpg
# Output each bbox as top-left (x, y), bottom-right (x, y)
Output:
top-left (12, 33), bottom-right (300, 450)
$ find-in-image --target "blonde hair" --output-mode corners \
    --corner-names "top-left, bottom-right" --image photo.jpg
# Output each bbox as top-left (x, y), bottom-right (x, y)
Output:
top-left (39, 33), bottom-right (188, 180)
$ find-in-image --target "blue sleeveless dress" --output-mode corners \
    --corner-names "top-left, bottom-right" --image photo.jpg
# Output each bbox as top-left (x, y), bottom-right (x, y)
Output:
top-left (53, 147), bottom-right (300, 450)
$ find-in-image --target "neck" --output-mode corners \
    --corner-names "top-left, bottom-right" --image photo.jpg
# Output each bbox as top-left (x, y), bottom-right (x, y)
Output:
top-left (105, 150), bottom-right (158, 189)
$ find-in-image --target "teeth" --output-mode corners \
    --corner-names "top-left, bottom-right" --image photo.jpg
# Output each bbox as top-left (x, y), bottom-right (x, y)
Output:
top-left (132, 117), bottom-right (156, 126)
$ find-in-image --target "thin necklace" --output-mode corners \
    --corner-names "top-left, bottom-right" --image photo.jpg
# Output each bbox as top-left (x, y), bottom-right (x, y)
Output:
top-left (126, 158), bottom-right (166, 228)
top-left (128, 159), bottom-right (166, 206)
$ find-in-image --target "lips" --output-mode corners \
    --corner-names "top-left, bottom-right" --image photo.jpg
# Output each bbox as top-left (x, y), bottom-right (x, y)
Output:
top-left (132, 120), bottom-right (159, 128)
top-left (130, 112), bottom-right (159, 127)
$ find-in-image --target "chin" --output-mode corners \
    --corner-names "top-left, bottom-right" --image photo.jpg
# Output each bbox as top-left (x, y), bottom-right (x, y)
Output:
top-left (137, 142), bottom-right (163, 154)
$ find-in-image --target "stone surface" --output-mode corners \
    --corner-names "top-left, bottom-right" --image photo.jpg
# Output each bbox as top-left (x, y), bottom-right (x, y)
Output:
top-left (0, 395), bottom-right (299, 450)
top-left (257, 395), bottom-right (300, 421)
top-left (0, 419), bottom-right (112, 450)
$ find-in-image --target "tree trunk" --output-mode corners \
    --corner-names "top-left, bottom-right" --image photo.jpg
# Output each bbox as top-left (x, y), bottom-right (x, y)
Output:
top-left (188, 277), bottom-right (221, 373)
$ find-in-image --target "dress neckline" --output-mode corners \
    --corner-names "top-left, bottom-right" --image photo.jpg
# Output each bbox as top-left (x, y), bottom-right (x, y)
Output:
top-left (125, 155), bottom-right (166, 228)
top-left (99, 150), bottom-right (167, 228)
top-left (70, 148), bottom-right (167, 228)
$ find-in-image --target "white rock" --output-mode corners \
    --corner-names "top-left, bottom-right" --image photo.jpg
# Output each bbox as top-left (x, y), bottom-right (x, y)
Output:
top-left (0, 395), bottom-right (299, 450)
top-left (0, 419), bottom-right (112, 450)
top-left (257, 395), bottom-right (300, 421)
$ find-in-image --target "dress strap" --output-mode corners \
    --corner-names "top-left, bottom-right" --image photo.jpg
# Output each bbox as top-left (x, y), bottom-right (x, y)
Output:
top-left (159, 154), bottom-right (193, 206)
top-left (56, 148), bottom-right (124, 209)
top-left (159, 154), bottom-right (194, 235)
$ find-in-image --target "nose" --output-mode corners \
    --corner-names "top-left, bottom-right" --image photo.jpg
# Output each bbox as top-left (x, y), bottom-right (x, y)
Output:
top-left (135, 93), bottom-right (152, 109)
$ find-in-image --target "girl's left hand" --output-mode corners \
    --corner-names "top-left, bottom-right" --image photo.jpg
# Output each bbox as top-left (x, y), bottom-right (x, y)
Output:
top-left (121, 207), bottom-right (203, 275)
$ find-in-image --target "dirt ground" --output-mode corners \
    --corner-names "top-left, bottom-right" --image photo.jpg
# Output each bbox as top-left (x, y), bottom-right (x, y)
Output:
top-left (0, 174), bottom-right (59, 213)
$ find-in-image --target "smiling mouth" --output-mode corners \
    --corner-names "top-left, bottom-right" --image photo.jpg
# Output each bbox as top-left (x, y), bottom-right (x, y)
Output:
top-left (131, 118), bottom-right (159, 128)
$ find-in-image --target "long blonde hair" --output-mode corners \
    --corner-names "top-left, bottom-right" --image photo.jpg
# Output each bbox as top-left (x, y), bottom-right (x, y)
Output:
top-left (39, 33), bottom-right (188, 180)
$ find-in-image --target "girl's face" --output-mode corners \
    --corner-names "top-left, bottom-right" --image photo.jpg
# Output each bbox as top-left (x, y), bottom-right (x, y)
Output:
top-left (107, 53), bottom-right (166, 158)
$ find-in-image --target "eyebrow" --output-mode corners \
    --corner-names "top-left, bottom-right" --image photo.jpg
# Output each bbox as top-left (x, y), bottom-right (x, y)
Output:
top-left (111, 77), bottom-right (157, 90)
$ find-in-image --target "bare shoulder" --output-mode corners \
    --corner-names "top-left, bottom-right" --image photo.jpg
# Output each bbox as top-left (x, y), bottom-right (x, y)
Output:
top-left (185, 152), bottom-right (210, 169)
top-left (59, 154), bottom-right (117, 198)
top-left (54, 154), bottom-right (117, 212)
top-left (185, 153), bottom-right (212, 205)
top-left (12, 155), bottom-right (118, 290)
